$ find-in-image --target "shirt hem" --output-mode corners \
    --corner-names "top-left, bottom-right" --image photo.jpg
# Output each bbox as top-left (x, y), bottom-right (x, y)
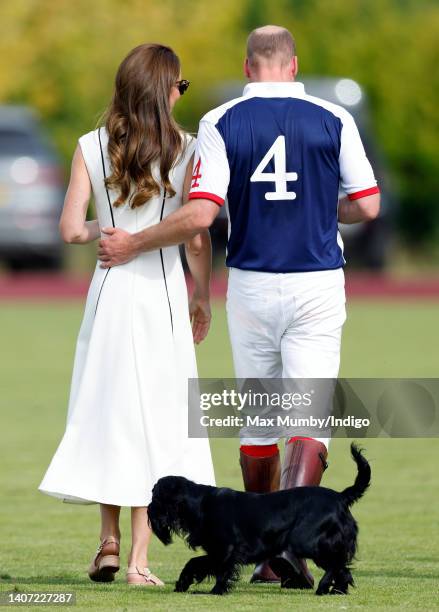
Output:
top-left (347, 186), bottom-right (380, 201)
top-left (226, 264), bottom-right (345, 274)
top-left (188, 191), bottom-right (225, 206)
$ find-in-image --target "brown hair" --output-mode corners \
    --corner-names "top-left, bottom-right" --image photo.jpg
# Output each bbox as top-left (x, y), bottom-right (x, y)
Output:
top-left (247, 25), bottom-right (296, 68)
top-left (103, 43), bottom-right (185, 208)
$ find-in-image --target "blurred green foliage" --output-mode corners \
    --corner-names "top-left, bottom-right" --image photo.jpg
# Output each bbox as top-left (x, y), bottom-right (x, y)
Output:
top-left (0, 0), bottom-right (438, 243)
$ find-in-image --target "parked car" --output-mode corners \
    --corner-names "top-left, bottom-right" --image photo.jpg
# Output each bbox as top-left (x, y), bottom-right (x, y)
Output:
top-left (206, 78), bottom-right (395, 269)
top-left (0, 106), bottom-right (65, 270)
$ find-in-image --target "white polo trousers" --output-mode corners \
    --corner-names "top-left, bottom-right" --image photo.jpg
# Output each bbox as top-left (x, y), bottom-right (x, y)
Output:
top-left (226, 267), bottom-right (346, 447)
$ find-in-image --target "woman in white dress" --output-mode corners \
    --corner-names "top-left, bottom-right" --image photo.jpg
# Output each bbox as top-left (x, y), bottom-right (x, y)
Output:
top-left (39, 43), bottom-right (216, 586)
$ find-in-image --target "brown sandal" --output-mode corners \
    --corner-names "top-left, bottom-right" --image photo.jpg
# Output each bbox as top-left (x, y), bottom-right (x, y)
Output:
top-left (126, 566), bottom-right (164, 586)
top-left (88, 536), bottom-right (120, 582)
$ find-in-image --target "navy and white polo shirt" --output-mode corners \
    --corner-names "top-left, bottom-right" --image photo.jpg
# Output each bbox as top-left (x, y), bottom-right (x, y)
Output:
top-left (188, 81), bottom-right (379, 273)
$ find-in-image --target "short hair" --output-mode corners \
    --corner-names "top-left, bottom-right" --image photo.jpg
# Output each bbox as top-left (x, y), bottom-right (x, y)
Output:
top-left (246, 25), bottom-right (296, 68)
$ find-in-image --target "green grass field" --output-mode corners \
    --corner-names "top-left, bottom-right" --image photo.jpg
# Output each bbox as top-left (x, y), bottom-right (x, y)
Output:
top-left (0, 299), bottom-right (438, 610)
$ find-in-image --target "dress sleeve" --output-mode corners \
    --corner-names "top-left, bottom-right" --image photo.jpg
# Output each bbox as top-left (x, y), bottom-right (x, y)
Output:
top-left (77, 133), bottom-right (90, 169)
top-left (188, 120), bottom-right (230, 206)
top-left (339, 112), bottom-right (380, 201)
top-left (77, 130), bottom-right (101, 180)
top-left (184, 133), bottom-right (197, 160)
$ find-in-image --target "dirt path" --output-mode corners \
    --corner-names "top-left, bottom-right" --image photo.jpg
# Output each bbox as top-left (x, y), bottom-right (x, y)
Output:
top-left (1, 272), bottom-right (439, 301)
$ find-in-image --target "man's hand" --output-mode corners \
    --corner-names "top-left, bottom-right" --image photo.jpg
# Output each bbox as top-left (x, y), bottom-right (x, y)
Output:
top-left (189, 294), bottom-right (211, 344)
top-left (98, 227), bottom-right (136, 268)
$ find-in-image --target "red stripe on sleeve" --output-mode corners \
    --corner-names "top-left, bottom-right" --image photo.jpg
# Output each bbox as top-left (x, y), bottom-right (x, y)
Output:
top-left (348, 186), bottom-right (380, 201)
top-left (188, 191), bottom-right (225, 206)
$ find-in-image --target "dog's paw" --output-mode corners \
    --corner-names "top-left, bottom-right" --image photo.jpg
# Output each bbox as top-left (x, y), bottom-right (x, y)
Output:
top-left (210, 585), bottom-right (226, 596)
top-left (330, 587), bottom-right (348, 595)
top-left (174, 580), bottom-right (190, 593)
top-left (315, 588), bottom-right (329, 596)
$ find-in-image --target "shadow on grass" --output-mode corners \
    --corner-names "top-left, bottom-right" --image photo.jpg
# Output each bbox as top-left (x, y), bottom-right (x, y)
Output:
top-left (176, 585), bottom-right (311, 596)
top-left (356, 569), bottom-right (438, 580)
top-left (1, 577), bottom-right (109, 587)
top-left (1, 577), bottom-right (312, 598)
top-left (4, 567), bottom-right (437, 593)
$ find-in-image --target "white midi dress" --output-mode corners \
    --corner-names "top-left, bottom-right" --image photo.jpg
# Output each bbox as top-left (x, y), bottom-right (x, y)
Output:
top-left (39, 128), bottom-right (216, 506)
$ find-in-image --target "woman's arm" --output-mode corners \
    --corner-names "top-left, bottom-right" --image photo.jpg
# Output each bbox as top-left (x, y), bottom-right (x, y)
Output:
top-left (187, 230), bottom-right (212, 344)
top-left (183, 154), bottom-right (212, 344)
top-left (59, 144), bottom-right (100, 244)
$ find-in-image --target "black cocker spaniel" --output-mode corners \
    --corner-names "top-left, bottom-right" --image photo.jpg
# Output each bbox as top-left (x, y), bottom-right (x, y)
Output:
top-left (148, 443), bottom-right (370, 595)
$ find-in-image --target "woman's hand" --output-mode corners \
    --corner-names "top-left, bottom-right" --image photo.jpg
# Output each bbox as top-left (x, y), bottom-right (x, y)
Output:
top-left (189, 293), bottom-right (211, 344)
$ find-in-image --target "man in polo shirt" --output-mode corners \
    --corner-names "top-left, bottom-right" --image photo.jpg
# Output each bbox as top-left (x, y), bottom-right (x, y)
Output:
top-left (98, 25), bottom-right (380, 589)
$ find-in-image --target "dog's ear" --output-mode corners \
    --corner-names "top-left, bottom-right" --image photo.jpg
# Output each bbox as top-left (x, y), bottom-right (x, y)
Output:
top-left (173, 485), bottom-right (203, 540)
top-left (176, 496), bottom-right (197, 524)
top-left (148, 476), bottom-right (202, 546)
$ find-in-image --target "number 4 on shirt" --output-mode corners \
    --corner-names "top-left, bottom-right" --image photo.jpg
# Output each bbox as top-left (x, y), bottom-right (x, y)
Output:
top-left (250, 135), bottom-right (298, 201)
top-left (191, 158), bottom-right (202, 188)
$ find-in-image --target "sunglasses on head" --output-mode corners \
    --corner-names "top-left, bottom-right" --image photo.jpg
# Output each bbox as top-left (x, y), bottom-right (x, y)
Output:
top-left (176, 79), bottom-right (190, 95)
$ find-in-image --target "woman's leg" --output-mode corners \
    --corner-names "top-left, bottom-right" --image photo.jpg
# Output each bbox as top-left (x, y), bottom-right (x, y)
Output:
top-left (128, 507), bottom-right (151, 568)
top-left (100, 504), bottom-right (121, 541)
top-left (88, 505), bottom-right (121, 581)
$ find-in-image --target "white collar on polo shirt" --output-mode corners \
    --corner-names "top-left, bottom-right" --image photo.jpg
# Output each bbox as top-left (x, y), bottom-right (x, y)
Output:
top-left (242, 81), bottom-right (306, 99)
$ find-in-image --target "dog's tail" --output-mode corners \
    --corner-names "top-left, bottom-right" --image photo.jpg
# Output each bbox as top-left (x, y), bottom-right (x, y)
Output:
top-left (340, 443), bottom-right (371, 507)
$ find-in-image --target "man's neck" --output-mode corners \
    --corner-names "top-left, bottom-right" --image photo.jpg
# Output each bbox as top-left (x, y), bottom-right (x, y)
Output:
top-left (249, 71), bottom-right (295, 83)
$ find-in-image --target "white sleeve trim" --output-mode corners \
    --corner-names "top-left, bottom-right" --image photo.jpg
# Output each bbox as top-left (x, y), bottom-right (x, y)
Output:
top-left (188, 120), bottom-right (230, 205)
top-left (339, 112), bottom-right (378, 195)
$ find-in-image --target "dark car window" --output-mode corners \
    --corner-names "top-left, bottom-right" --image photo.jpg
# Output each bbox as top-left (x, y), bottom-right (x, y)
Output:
top-left (0, 129), bottom-right (44, 157)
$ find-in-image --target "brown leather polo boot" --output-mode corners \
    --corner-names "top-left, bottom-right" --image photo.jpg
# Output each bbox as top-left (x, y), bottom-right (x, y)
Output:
top-left (269, 437), bottom-right (328, 589)
top-left (239, 446), bottom-right (281, 583)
